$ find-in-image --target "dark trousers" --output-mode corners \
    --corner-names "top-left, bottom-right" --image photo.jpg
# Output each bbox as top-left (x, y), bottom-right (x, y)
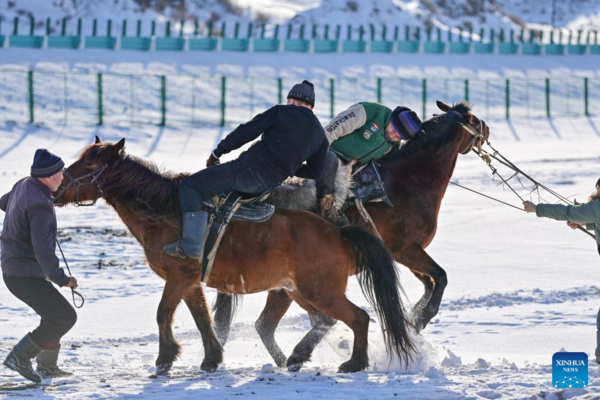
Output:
top-left (316, 150), bottom-right (342, 197)
top-left (3, 274), bottom-right (77, 351)
top-left (179, 159), bottom-right (279, 213)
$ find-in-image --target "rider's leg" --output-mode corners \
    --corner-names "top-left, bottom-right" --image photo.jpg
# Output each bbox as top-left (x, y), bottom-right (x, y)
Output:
top-left (316, 151), bottom-right (348, 226)
top-left (163, 160), bottom-right (276, 259)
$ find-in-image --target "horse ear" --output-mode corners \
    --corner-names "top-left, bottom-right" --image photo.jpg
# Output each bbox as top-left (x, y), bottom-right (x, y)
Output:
top-left (437, 101), bottom-right (451, 112)
top-left (113, 138), bottom-right (126, 154)
top-left (95, 135), bottom-right (102, 144)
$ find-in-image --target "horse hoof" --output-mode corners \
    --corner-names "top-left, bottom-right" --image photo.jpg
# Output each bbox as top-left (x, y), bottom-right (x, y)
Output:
top-left (200, 361), bottom-right (219, 373)
top-left (337, 360), bottom-right (366, 373)
top-left (287, 363), bottom-right (303, 372)
top-left (155, 363), bottom-right (173, 376)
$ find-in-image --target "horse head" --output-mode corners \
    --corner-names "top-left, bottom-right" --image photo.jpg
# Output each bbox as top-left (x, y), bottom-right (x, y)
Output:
top-left (54, 135), bottom-right (125, 206)
top-left (436, 101), bottom-right (490, 155)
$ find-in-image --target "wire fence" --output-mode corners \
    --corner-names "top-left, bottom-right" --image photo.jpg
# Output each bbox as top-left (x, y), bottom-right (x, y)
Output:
top-left (0, 69), bottom-right (598, 127)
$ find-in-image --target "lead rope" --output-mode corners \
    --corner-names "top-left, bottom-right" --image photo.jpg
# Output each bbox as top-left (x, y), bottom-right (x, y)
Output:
top-left (469, 142), bottom-right (596, 241)
top-left (55, 239), bottom-right (85, 309)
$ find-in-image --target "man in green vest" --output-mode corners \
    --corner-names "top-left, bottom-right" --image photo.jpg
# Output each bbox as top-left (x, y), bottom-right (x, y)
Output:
top-left (317, 102), bottom-right (422, 225)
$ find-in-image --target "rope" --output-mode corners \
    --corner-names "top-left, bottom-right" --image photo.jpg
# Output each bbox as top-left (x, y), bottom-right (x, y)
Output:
top-left (471, 141), bottom-right (596, 241)
top-left (449, 181), bottom-right (525, 212)
top-left (55, 239), bottom-right (85, 309)
top-left (355, 199), bottom-right (384, 241)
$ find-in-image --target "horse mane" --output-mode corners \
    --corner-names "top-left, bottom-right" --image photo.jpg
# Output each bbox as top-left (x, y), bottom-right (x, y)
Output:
top-left (81, 145), bottom-right (187, 227)
top-left (388, 102), bottom-right (471, 160)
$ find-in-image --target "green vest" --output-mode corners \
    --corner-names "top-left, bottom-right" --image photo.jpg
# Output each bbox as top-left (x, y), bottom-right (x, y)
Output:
top-left (329, 103), bottom-right (394, 164)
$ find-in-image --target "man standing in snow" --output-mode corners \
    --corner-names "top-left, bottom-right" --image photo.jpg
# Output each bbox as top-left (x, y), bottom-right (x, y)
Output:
top-left (163, 80), bottom-right (328, 259)
top-left (317, 102), bottom-right (422, 226)
top-left (1, 149), bottom-right (78, 383)
top-left (524, 178), bottom-right (600, 363)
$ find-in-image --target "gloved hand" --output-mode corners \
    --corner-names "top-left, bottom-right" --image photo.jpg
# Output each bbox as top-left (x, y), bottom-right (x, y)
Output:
top-left (206, 153), bottom-right (220, 167)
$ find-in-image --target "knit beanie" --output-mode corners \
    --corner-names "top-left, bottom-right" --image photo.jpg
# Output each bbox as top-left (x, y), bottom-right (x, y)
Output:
top-left (287, 80), bottom-right (315, 107)
top-left (31, 149), bottom-right (64, 178)
top-left (390, 107), bottom-right (422, 140)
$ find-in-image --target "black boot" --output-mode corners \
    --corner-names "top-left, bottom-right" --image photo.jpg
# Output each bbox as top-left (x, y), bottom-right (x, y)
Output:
top-left (318, 194), bottom-right (349, 227)
top-left (36, 344), bottom-right (72, 379)
top-left (163, 211), bottom-right (209, 259)
top-left (3, 333), bottom-right (43, 383)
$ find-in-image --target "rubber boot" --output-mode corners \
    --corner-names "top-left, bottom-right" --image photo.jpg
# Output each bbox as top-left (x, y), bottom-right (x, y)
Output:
top-left (36, 344), bottom-right (72, 379)
top-left (3, 333), bottom-right (43, 383)
top-left (162, 211), bottom-right (209, 259)
top-left (319, 194), bottom-right (349, 227)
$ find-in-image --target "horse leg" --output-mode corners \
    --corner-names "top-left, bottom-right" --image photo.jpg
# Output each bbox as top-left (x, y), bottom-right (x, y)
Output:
top-left (183, 285), bottom-right (224, 372)
top-left (255, 289), bottom-right (294, 368)
top-left (283, 292), bottom-right (337, 372)
top-left (291, 291), bottom-right (369, 373)
top-left (398, 244), bottom-right (447, 332)
top-left (410, 271), bottom-right (435, 318)
top-left (155, 273), bottom-right (197, 375)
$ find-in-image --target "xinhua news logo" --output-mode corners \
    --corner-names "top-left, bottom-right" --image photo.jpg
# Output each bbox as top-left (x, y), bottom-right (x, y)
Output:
top-left (552, 352), bottom-right (588, 388)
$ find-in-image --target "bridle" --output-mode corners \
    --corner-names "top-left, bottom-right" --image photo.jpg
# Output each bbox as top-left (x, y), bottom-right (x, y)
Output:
top-left (53, 164), bottom-right (108, 206)
top-left (459, 117), bottom-right (488, 155)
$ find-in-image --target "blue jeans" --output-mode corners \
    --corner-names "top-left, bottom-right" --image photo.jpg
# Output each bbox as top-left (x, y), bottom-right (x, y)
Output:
top-left (179, 160), bottom-right (278, 213)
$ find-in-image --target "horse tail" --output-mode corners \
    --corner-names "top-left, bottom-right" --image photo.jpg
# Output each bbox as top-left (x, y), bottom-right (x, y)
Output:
top-left (212, 293), bottom-right (243, 345)
top-left (340, 226), bottom-right (416, 366)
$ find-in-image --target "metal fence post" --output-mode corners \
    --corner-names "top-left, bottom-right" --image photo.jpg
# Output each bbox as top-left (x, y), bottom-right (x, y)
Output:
top-left (377, 77), bottom-right (382, 103)
top-left (545, 78), bottom-right (551, 118)
top-left (464, 79), bottom-right (469, 102)
top-left (160, 75), bottom-right (167, 126)
top-left (278, 78), bottom-right (283, 104)
top-left (97, 73), bottom-right (103, 125)
top-left (505, 79), bottom-right (510, 120)
top-left (422, 79), bottom-right (427, 120)
top-left (28, 71), bottom-right (34, 123)
top-left (584, 77), bottom-right (589, 116)
top-left (330, 78), bottom-right (335, 118)
top-left (220, 76), bottom-right (226, 127)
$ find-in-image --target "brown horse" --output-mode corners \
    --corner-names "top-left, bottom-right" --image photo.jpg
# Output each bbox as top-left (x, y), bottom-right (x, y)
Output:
top-left (213, 101), bottom-right (491, 367)
top-left (55, 137), bottom-right (416, 374)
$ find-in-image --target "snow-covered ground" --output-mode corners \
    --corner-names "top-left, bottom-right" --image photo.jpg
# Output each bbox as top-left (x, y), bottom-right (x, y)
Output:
top-left (0, 116), bottom-right (600, 398)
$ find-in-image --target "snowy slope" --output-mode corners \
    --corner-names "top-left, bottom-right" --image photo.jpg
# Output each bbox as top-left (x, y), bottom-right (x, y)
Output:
top-left (1, 0), bottom-right (600, 37)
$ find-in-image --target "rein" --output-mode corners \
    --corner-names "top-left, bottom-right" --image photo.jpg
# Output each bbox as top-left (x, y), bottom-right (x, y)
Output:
top-left (458, 137), bottom-right (596, 241)
top-left (53, 164), bottom-right (108, 207)
top-left (55, 239), bottom-right (85, 308)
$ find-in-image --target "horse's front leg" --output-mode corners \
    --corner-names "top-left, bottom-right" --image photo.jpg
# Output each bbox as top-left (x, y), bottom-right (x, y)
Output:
top-left (397, 244), bottom-right (447, 332)
top-left (155, 273), bottom-right (198, 375)
top-left (184, 285), bottom-right (223, 372)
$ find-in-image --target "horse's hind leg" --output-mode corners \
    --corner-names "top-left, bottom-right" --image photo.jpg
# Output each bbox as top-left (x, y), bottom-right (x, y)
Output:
top-left (283, 292), bottom-right (337, 372)
top-left (184, 285), bottom-right (224, 372)
top-left (155, 272), bottom-right (199, 375)
top-left (289, 291), bottom-right (366, 373)
top-left (398, 244), bottom-right (447, 332)
top-left (255, 289), bottom-right (294, 367)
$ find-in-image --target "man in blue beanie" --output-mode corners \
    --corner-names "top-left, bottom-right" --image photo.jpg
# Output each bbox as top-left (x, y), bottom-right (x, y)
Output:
top-left (163, 80), bottom-right (328, 259)
top-left (1, 149), bottom-right (78, 383)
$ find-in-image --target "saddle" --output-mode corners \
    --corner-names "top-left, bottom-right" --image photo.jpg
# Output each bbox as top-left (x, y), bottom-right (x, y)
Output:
top-left (342, 161), bottom-right (393, 212)
top-left (200, 190), bottom-right (274, 282)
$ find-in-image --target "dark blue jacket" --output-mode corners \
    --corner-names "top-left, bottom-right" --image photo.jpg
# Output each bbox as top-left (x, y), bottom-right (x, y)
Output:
top-left (0, 177), bottom-right (70, 286)
top-left (214, 104), bottom-right (328, 183)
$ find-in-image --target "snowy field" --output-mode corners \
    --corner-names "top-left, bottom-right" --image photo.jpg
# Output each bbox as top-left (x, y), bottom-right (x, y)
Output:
top-left (0, 115), bottom-right (600, 399)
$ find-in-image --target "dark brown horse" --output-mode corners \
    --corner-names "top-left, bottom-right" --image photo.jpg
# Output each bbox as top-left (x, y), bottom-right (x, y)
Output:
top-left (213, 101), bottom-right (491, 367)
top-left (55, 137), bottom-right (416, 374)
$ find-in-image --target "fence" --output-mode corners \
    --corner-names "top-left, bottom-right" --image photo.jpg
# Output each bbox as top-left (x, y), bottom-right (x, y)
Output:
top-left (0, 70), bottom-right (598, 127)
top-left (1, 17), bottom-right (600, 55)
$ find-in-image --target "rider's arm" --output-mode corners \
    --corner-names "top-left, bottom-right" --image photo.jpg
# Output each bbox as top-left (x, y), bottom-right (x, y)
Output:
top-left (28, 202), bottom-right (70, 287)
top-left (295, 138), bottom-right (328, 180)
top-left (536, 201), bottom-right (600, 224)
top-left (213, 106), bottom-right (279, 158)
top-left (324, 103), bottom-right (368, 144)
